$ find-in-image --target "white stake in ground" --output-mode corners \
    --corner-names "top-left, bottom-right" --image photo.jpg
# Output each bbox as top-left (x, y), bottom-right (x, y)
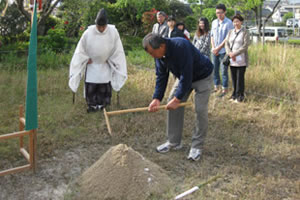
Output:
top-left (174, 175), bottom-right (221, 200)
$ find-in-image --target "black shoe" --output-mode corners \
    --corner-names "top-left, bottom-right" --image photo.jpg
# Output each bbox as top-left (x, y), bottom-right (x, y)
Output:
top-left (229, 95), bottom-right (236, 102)
top-left (237, 96), bottom-right (244, 102)
top-left (87, 106), bottom-right (98, 113)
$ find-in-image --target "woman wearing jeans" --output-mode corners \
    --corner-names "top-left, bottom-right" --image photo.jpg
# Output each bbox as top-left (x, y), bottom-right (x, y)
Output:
top-left (225, 14), bottom-right (250, 102)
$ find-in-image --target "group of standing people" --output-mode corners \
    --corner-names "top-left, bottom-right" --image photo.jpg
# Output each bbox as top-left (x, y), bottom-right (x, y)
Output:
top-left (206, 4), bottom-right (250, 103)
top-left (152, 11), bottom-right (191, 40)
top-left (151, 4), bottom-right (250, 103)
top-left (69, 4), bottom-right (250, 162)
top-left (145, 4), bottom-right (250, 161)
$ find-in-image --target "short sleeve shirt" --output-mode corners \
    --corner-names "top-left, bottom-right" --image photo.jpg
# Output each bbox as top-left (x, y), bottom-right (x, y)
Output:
top-left (211, 17), bottom-right (233, 54)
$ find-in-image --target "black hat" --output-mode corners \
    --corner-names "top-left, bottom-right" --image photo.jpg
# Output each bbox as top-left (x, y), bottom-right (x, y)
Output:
top-left (95, 8), bottom-right (108, 26)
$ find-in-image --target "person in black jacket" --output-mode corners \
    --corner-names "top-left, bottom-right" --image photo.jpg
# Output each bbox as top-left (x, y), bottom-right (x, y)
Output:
top-left (143, 33), bottom-right (214, 161)
top-left (167, 16), bottom-right (185, 38)
top-left (176, 22), bottom-right (190, 40)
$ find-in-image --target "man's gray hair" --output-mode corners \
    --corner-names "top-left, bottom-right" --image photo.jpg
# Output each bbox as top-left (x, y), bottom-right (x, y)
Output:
top-left (156, 11), bottom-right (166, 17)
top-left (142, 33), bottom-right (165, 51)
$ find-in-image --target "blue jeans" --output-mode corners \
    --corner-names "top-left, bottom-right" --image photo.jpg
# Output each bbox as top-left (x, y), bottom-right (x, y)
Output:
top-left (211, 53), bottom-right (228, 89)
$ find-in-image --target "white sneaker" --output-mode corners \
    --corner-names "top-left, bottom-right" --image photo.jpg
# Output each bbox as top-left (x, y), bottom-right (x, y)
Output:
top-left (156, 141), bottom-right (182, 153)
top-left (187, 148), bottom-right (202, 161)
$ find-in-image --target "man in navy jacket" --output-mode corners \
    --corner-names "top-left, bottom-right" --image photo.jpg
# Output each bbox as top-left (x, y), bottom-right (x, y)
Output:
top-left (143, 33), bottom-right (213, 161)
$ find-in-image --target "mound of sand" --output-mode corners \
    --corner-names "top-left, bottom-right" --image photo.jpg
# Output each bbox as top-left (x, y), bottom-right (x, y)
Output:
top-left (77, 144), bottom-right (173, 200)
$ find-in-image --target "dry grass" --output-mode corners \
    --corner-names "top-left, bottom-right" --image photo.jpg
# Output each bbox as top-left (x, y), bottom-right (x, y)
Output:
top-left (0, 44), bottom-right (299, 200)
top-left (247, 43), bottom-right (300, 102)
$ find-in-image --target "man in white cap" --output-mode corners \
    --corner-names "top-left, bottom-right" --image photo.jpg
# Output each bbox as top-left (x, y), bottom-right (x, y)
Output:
top-left (69, 8), bottom-right (127, 113)
top-left (152, 11), bottom-right (168, 38)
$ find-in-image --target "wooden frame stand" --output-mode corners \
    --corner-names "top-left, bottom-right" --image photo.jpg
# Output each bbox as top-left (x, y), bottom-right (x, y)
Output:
top-left (0, 105), bottom-right (37, 176)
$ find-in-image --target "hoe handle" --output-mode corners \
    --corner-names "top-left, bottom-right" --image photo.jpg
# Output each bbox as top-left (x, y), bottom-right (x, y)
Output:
top-left (106, 102), bottom-right (192, 116)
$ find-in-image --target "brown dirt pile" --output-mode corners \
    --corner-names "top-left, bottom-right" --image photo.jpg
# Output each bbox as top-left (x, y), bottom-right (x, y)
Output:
top-left (77, 144), bottom-right (173, 200)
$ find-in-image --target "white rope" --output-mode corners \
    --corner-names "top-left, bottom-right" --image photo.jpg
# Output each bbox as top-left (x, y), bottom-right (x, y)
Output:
top-left (246, 90), bottom-right (300, 105)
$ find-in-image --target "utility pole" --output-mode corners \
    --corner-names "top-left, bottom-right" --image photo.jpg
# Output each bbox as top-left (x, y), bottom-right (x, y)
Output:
top-left (293, 0), bottom-right (295, 36)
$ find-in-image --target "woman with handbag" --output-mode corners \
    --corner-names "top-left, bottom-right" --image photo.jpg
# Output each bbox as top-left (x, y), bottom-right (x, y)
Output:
top-left (225, 14), bottom-right (250, 103)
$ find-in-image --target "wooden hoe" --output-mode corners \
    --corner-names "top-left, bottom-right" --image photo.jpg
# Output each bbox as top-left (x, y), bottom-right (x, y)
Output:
top-left (103, 102), bottom-right (192, 136)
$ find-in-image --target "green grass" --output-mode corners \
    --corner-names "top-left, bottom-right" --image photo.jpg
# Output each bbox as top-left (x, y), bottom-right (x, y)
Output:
top-left (0, 43), bottom-right (299, 199)
top-left (288, 39), bottom-right (300, 45)
top-left (122, 35), bottom-right (154, 69)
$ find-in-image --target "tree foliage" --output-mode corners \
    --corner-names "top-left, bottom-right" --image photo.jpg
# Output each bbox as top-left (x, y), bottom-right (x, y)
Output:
top-left (283, 12), bottom-right (293, 22)
top-left (113, 0), bottom-right (169, 36)
top-left (169, 0), bottom-right (192, 21)
top-left (0, 3), bottom-right (27, 37)
top-left (202, 8), bottom-right (216, 22)
top-left (0, 0), bottom-right (9, 16)
top-left (15, 0), bottom-right (62, 35)
top-left (142, 8), bottom-right (158, 34)
top-left (184, 15), bottom-right (197, 31)
top-left (58, 0), bottom-right (89, 37)
top-left (81, 0), bottom-right (170, 36)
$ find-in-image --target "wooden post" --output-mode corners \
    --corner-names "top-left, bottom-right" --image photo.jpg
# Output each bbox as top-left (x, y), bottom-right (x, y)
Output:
top-left (32, 129), bottom-right (37, 172)
top-left (103, 108), bottom-right (112, 136)
top-left (19, 105), bottom-right (24, 148)
top-left (29, 130), bottom-right (34, 169)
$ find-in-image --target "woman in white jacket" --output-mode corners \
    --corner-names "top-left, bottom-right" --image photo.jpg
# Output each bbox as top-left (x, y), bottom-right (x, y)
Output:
top-left (225, 14), bottom-right (250, 103)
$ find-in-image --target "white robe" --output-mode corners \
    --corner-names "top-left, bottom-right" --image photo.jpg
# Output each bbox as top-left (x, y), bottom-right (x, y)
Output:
top-left (69, 24), bottom-right (127, 93)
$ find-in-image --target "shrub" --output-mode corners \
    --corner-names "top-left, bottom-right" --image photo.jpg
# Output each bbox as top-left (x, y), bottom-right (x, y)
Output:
top-left (288, 39), bottom-right (300, 45)
top-left (202, 8), bottom-right (216, 23)
top-left (142, 8), bottom-right (158, 34)
top-left (44, 16), bottom-right (62, 34)
top-left (43, 28), bottom-right (68, 52)
top-left (273, 22), bottom-right (286, 26)
top-left (184, 15), bottom-right (197, 32)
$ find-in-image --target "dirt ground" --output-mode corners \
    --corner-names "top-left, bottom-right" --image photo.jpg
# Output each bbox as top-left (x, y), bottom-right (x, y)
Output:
top-left (0, 144), bottom-right (114, 200)
top-left (1, 96), bottom-right (299, 200)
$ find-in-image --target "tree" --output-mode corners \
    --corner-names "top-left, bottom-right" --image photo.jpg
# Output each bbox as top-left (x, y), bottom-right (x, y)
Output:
top-left (169, 0), bottom-right (192, 21)
top-left (185, 15), bottom-right (197, 31)
top-left (58, 0), bottom-right (89, 37)
top-left (283, 12), bottom-right (293, 23)
top-left (114, 0), bottom-right (169, 36)
top-left (202, 8), bottom-right (216, 22)
top-left (189, 0), bottom-right (218, 17)
top-left (0, 3), bottom-right (27, 37)
top-left (142, 8), bottom-right (158, 34)
top-left (261, 0), bottom-right (281, 44)
top-left (0, 0), bottom-right (9, 16)
top-left (15, 0), bottom-right (62, 35)
top-left (225, 0), bottom-right (281, 43)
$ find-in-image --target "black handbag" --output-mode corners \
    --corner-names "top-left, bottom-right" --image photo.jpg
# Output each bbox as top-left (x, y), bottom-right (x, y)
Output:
top-left (222, 30), bottom-right (241, 66)
top-left (222, 54), bottom-right (230, 66)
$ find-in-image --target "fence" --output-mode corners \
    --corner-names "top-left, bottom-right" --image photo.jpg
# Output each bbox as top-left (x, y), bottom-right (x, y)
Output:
top-left (0, 105), bottom-right (37, 176)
